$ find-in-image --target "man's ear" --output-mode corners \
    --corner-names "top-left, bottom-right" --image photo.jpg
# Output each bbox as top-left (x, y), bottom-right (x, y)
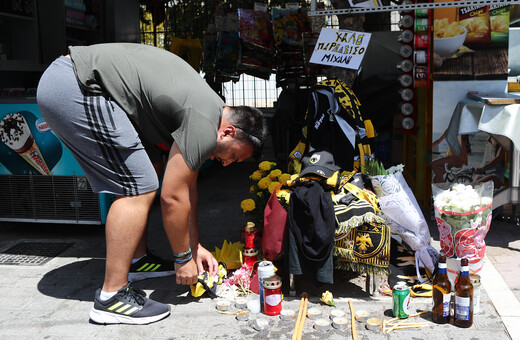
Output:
top-left (222, 125), bottom-right (237, 137)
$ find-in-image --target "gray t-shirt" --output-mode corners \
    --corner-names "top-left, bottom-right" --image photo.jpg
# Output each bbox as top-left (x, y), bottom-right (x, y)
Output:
top-left (69, 43), bottom-right (224, 171)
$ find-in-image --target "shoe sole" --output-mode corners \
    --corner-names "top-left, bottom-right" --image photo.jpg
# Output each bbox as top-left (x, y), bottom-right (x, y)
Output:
top-left (89, 308), bottom-right (170, 325)
top-left (128, 270), bottom-right (176, 282)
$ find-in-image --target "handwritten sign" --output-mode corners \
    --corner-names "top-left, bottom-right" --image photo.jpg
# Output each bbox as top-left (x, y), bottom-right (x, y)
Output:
top-left (309, 28), bottom-right (371, 70)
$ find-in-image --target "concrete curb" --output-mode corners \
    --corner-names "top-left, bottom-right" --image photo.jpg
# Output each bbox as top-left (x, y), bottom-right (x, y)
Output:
top-left (482, 257), bottom-right (520, 340)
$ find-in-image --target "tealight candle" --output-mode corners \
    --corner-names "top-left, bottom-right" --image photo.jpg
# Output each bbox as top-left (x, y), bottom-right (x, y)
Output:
top-left (280, 309), bottom-right (296, 321)
top-left (216, 300), bottom-right (231, 311)
top-left (355, 310), bottom-right (370, 323)
top-left (235, 297), bottom-right (247, 309)
top-left (313, 318), bottom-right (331, 331)
top-left (366, 318), bottom-right (382, 331)
top-left (307, 307), bottom-right (322, 319)
top-left (236, 310), bottom-right (250, 321)
top-left (329, 308), bottom-right (346, 320)
top-left (332, 316), bottom-right (349, 330)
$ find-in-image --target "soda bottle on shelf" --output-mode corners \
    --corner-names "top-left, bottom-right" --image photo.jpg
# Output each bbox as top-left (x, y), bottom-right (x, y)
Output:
top-left (432, 256), bottom-right (451, 324)
top-left (454, 258), bottom-right (474, 328)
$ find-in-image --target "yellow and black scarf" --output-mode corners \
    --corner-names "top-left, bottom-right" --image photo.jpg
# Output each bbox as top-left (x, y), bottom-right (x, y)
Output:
top-left (332, 176), bottom-right (391, 275)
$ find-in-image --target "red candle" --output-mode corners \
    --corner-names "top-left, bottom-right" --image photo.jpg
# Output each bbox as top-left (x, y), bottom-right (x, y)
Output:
top-left (243, 222), bottom-right (257, 249)
top-left (243, 248), bottom-right (258, 267)
top-left (263, 275), bottom-right (282, 316)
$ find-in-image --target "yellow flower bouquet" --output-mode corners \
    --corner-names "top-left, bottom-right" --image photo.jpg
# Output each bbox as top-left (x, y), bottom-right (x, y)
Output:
top-left (239, 161), bottom-right (293, 230)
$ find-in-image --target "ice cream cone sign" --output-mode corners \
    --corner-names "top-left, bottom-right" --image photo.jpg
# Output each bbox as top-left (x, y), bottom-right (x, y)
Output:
top-left (0, 113), bottom-right (50, 175)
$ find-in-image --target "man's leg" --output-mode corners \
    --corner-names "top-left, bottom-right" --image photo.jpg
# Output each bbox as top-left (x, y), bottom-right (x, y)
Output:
top-left (131, 158), bottom-right (164, 260)
top-left (127, 148), bottom-right (176, 282)
top-left (103, 191), bottom-right (157, 292)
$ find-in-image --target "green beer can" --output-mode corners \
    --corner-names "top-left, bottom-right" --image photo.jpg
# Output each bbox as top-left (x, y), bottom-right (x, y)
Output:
top-left (392, 284), bottom-right (411, 318)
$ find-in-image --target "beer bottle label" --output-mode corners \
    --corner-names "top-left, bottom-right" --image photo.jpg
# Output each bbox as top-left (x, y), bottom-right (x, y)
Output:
top-left (442, 294), bottom-right (451, 317)
top-left (455, 296), bottom-right (471, 320)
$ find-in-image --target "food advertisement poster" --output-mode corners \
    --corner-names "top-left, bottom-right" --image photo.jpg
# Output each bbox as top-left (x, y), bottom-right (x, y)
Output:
top-left (0, 103), bottom-right (84, 176)
top-left (431, 3), bottom-right (515, 185)
top-left (309, 27), bottom-right (371, 70)
top-left (432, 2), bottom-right (510, 81)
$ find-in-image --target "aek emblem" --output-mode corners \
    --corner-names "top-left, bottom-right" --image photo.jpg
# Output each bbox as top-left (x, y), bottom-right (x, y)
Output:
top-left (309, 154), bottom-right (321, 164)
top-left (356, 233), bottom-right (373, 253)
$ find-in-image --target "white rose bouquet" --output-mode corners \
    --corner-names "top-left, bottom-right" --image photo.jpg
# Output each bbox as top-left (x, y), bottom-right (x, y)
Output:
top-left (432, 181), bottom-right (493, 270)
top-left (367, 162), bottom-right (438, 282)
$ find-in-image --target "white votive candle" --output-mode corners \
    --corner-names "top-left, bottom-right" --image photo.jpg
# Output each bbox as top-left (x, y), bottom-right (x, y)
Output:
top-left (280, 309), bottom-right (296, 320)
top-left (332, 316), bottom-right (349, 329)
top-left (355, 310), bottom-right (370, 322)
top-left (246, 294), bottom-right (261, 314)
top-left (329, 308), bottom-right (346, 320)
top-left (307, 307), bottom-right (322, 319)
top-left (235, 297), bottom-right (247, 309)
top-left (216, 300), bottom-right (231, 311)
top-left (314, 318), bottom-right (331, 331)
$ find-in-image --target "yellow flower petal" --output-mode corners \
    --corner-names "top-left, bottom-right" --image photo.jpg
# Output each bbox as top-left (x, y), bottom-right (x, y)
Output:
top-left (268, 181), bottom-right (281, 194)
top-left (250, 170), bottom-right (264, 182)
top-left (269, 169), bottom-right (282, 180)
top-left (258, 177), bottom-right (272, 190)
top-left (320, 290), bottom-right (335, 307)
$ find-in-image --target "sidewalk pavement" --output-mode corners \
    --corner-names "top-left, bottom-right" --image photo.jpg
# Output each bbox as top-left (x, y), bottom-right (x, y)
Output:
top-left (0, 161), bottom-right (519, 339)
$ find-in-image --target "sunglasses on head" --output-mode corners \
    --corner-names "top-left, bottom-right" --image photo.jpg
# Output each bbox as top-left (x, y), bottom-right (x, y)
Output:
top-left (233, 125), bottom-right (264, 143)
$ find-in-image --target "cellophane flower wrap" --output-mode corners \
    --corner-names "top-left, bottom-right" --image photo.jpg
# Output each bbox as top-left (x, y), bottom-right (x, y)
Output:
top-left (369, 163), bottom-right (438, 282)
top-left (432, 181), bottom-right (493, 270)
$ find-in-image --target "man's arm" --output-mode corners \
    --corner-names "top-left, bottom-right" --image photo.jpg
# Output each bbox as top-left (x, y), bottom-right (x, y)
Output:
top-left (160, 142), bottom-right (199, 285)
top-left (188, 180), bottom-right (218, 276)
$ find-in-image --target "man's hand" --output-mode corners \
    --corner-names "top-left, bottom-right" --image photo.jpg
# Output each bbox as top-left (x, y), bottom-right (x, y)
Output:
top-left (174, 259), bottom-right (198, 285)
top-left (194, 244), bottom-right (218, 277)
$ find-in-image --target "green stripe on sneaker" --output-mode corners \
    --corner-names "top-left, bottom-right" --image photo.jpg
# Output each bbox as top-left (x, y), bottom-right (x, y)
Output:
top-left (116, 304), bottom-right (132, 313)
top-left (136, 263), bottom-right (151, 272)
top-left (108, 302), bottom-right (124, 311)
top-left (137, 263), bottom-right (162, 272)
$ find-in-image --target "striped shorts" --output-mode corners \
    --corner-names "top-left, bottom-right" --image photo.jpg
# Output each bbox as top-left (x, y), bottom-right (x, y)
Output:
top-left (36, 56), bottom-right (159, 196)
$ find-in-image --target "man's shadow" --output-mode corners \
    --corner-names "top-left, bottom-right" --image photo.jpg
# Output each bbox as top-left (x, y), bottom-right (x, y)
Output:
top-left (37, 258), bottom-right (197, 305)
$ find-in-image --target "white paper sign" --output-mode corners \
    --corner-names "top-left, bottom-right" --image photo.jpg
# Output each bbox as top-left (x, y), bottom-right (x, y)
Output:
top-left (309, 28), bottom-right (372, 70)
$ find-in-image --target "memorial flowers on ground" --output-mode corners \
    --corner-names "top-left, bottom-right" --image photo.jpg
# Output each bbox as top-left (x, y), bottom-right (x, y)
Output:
top-left (222, 263), bottom-right (254, 296)
top-left (432, 182), bottom-right (493, 266)
top-left (320, 290), bottom-right (336, 307)
top-left (365, 160), bottom-right (438, 281)
top-left (239, 161), bottom-right (292, 230)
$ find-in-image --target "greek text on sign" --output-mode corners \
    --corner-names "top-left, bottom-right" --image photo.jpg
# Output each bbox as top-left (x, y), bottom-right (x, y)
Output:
top-left (310, 28), bottom-right (371, 70)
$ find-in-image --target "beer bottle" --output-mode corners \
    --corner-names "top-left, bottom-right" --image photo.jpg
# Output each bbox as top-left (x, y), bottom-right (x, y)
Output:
top-left (454, 258), bottom-right (473, 328)
top-left (432, 256), bottom-right (451, 324)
